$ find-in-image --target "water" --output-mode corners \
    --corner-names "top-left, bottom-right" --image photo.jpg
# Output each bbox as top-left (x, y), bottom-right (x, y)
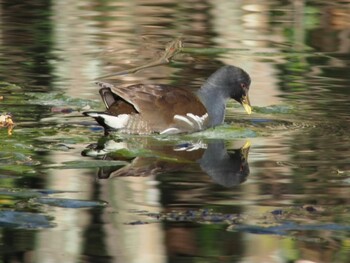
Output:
top-left (1, 1), bottom-right (350, 262)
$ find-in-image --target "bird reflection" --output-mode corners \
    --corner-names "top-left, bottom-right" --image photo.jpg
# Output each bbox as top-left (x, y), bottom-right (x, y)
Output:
top-left (198, 141), bottom-right (250, 187)
top-left (82, 137), bottom-right (250, 188)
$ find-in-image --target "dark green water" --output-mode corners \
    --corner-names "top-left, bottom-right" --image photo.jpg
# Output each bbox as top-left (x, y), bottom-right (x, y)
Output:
top-left (1, 1), bottom-right (350, 262)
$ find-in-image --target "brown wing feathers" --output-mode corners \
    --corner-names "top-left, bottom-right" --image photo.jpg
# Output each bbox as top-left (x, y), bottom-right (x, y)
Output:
top-left (113, 84), bottom-right (206, 116)
top-left (96, 83), bottom-right (138, 115)
top-left (96, 82), bottom-right (207, 132)
top-left (99, 88), bottom-right (116, 109)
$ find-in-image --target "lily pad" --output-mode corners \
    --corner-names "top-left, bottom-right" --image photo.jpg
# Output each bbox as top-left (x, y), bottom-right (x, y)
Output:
top-left (50, 160), bottom-right (128, 169)
top-left (34, 197), bottom-right (108, 208)
top-left (0, 82), bottom-right (22, 91)
top-left (25, 92), bottom-right (100, 109)
top-left (0, 188), bottom-right (68, 200)
top-left (253, 104), bottom-right (295, 114)
top-left (0, 188), bottom-right (43, 199)
top-left (187, 125), bottom-right (257, 140)
top-left (0, 211), bottom-right (54, 229)
top-left (228, 222), bottom-right (350, 235)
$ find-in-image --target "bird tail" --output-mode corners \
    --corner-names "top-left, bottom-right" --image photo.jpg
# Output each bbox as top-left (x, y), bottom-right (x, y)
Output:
top-left (83, 111), bottom-right (113, 135)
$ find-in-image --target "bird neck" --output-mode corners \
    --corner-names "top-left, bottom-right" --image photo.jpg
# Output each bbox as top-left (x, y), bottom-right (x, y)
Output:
top-left (197, 84), bottom-right (228, 127)
top-left (200, 141), bottom-right (226, 164)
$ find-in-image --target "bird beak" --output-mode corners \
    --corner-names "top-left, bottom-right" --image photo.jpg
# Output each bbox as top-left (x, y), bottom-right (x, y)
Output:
top-left (241, 94), bottom-right (252, 115)
top-left (241, 140), bottom-right (251, 160)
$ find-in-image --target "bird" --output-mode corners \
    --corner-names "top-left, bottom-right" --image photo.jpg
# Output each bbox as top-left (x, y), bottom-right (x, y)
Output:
top-left (82, 137), bottom-right (250, 187)
top-left (84, 65), bottom-right (252, 135)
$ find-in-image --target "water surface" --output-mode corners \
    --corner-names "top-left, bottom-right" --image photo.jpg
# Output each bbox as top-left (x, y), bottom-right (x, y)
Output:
top-left (1, 1), bottom-right (350, 262)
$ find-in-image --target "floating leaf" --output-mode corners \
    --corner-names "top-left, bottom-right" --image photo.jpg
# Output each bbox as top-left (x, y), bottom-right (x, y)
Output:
top-left (0, 113), bottom-right (15, 135)
top-left (228, 222), bottom-right (350, 235)
top-left (0, 211), bottom-right (54, 229)
top-left (252, 105), bottom-right (295, 114)
top-left (0, 188), bottom-right (42, 199)
top-left (34, 197), bottom-right (108, 208)
top-left (50, 160), bottom-right (128, 169)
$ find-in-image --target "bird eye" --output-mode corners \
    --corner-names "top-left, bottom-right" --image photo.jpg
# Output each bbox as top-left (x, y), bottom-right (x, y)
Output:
top-left (241, 83), bottom-right (248, 90)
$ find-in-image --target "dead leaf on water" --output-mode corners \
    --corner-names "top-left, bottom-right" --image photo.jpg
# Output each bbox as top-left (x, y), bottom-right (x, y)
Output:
top-left (0, 113), bottom-right (15, 136)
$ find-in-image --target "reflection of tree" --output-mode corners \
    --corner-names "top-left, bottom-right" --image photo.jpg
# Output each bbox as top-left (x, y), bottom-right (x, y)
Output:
top-left (276, 1), bottom-right (350, 114)
top-left (0, 0), bottom-right (54, 89)
top-left (256, 2), bottom-right (350, 262)
top-left (1, 228), bottom-right (36, 262)
top-left (291, 127), bottom-right (350, 201)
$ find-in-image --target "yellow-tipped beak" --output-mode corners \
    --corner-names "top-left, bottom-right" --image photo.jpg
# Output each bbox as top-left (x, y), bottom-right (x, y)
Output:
top-left (241, 140), bottom-right (251, 150)
top-left (241, 95), bottom-right (252, 115)
top-left (241, 140), bottom-right (251, 160)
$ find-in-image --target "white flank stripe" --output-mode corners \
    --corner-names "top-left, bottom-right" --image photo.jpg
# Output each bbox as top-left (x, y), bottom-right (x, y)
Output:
top-left (174, 115), bottom-right (194, 128)
top-left (185, 113), bottom-right (201, 130)
top-left (160, 127), bottom-right (181, 134)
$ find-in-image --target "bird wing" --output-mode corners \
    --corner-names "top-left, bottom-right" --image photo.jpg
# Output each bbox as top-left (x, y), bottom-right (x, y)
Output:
top-left (110, 84), bottom-right (208, 133)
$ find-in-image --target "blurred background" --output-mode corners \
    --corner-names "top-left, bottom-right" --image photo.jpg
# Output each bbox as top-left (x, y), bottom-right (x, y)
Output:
top-left (0, 0), bottom-right (350, 262)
